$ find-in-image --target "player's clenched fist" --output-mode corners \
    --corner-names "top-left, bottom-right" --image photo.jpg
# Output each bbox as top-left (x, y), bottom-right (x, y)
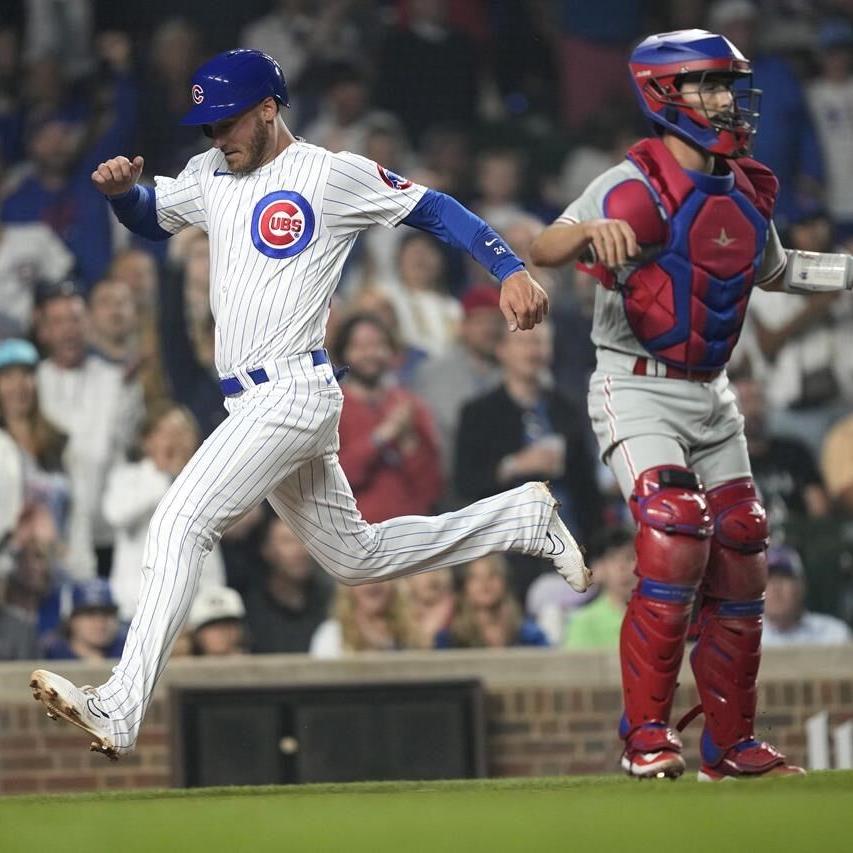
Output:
top-left (91, 155), bottom-right (145, 197)
top-left (500, 269), bottom-right (549, 332)
top-left (583, 218), bottom-right (640, 269)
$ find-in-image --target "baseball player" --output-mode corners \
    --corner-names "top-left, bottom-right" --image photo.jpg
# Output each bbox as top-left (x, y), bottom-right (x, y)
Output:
top-left (29, 50), bottom-right (589, 758)
top-left (531, 30), bottom-right (852, 780)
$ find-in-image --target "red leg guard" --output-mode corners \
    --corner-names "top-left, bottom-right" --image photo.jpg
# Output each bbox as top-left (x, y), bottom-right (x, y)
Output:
top-left (620, 467), bottom-right (712, 739)
top-left (691, 598), bottom-right (763, 757)
top-left (692, 478), bottom-right (769, 766)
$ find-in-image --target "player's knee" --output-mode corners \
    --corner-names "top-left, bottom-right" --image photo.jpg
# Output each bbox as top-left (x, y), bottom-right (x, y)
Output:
top-left (330, 569), bottom-right (364, 587)
top-left (707, 478), bottom-right (769, 553)
top-left (310, 555), bottom-right (369, 587)
top-left (632, 466), bottom-right (713, 586)
top-left (148, 501), bottom-right (215, 555)
top-left (703, 478), bottom-right (769, 601)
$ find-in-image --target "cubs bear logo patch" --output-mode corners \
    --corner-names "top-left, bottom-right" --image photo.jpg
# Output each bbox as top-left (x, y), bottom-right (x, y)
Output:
top-left (250, 191), bottom-right (315, 259)
top-left (377, 164), bottom-right (413, 190)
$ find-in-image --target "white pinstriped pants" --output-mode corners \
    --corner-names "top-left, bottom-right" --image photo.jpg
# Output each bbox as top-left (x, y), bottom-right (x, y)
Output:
top-left (98, 355), bottom-right (555, 751)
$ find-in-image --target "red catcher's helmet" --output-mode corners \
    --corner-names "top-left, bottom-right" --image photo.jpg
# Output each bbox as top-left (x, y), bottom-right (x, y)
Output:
top-left (628, 29), bottom-right (760, 158)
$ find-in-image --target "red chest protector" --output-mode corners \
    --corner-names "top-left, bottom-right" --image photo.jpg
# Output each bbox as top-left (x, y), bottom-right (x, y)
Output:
top-left (579, 138), bottom-right (779, 371)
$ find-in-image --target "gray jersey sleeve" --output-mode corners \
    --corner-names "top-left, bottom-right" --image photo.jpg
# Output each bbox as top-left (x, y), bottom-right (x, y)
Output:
top-left (154, 154), bottom-right (208, 235)
top-left (323, 151), bottom-right (427, 235)
top-left (756, 221), bottom-right (787, 284)
top-left (556, 161), bottom-right (647, 224)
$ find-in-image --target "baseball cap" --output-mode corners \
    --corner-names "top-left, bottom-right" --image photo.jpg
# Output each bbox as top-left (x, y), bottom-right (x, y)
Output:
top-left (461, 285), bottom-right (501, 316)
top-left (33, 276), bottom-right (84, 308)
top-left (766, 545), bottom-right (805, 580)
top-left (188, 586), bottom-right (245, 632)
top-left (71, 578), bottom-right (118, 614)
top-left (0, 338), bottom-right (39, 371)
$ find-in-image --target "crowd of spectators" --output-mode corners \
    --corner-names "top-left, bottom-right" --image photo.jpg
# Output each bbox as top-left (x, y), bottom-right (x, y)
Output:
top-left (3, 0), bottom-right (853, 662)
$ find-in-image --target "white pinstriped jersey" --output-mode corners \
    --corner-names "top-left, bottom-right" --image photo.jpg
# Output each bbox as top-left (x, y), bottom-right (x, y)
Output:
top-left (153, 142), bottom-right (427, 375)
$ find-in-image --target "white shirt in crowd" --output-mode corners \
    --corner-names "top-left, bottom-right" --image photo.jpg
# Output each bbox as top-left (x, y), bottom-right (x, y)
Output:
top-left (808, 77), bottom-right (853, 223)
top-left (744, 289), bottom-right (836, 409)
top-left (741, 285), bottom-right (853, 409)
top-left (37, 355), bottom-right (143, 578)
top-left (309, 619), bottom-right (344, 659)
top-left (762, 612), bottom-right (852, 647)
top-left (0, 428), bottom-right (23, 555)
top-left (103, 458), bottom-right (226, 621)
top-left (378, 284), bottom-right (462, 357)
top-left (0, 223), bottom-right (74, 334)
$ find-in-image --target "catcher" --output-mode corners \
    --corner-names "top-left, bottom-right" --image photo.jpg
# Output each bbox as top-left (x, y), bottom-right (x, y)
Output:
top-left (531, 29), bottom-right (848, 780)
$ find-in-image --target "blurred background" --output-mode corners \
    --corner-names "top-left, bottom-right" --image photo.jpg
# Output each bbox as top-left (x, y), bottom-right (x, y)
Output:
top-left (1, 0), bottom-right (853, 792)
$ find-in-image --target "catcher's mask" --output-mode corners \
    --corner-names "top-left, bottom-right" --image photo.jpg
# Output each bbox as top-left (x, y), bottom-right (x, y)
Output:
top-left (629, 29), bottom-right (760, 158)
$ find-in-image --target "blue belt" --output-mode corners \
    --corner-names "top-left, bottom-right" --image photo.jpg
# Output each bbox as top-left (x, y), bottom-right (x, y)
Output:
top-left (219, 350), bottom-right (329, 397)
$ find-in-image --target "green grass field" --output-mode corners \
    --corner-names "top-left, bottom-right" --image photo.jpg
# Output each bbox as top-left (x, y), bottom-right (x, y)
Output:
top-left (2, 772), bottom-right (852, 853)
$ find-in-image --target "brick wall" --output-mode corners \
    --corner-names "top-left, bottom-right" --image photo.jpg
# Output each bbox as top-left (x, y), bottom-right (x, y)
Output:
top-left (1, 647), bottom-right (852, 793)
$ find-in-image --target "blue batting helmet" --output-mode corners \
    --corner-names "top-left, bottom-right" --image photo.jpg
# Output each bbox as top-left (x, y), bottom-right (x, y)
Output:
top-left (628, 29), bottom-right (760, 157)
top-left (179, 49), bottom-right (289, 127)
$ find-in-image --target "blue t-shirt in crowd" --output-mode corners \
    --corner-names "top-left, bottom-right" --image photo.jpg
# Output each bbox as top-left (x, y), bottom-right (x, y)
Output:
top-left (1, 75), bottom-right (137, 289)
top-left (42, 624), bottom-right (128, 661)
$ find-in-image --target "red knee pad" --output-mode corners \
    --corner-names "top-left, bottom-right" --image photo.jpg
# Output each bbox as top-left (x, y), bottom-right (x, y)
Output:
top-left (704, 478), bottom-right (769, 600)
top-left (631, 466), bottom-right (713, 585)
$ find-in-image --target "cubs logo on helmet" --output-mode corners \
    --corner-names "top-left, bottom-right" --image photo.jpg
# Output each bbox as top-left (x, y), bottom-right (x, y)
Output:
top-left (191, 84), bottom-right (204, 104)
top-left (250, 191), bottom-right (315, 259)
top-left (377, 164), bottom-right (412, 190)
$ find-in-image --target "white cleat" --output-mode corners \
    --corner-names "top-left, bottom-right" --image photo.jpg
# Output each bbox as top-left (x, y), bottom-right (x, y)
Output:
top-left (534, 483), bottom-right (593, 592)
top-left (621, 750), bottom-right (686, 779)
top-left (29, 669), bottom-right (120, 760)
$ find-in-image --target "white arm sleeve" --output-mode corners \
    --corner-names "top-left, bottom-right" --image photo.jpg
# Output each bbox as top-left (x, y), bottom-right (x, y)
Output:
top-left (154, 155), bottom-right (208, 234)
top-left (323, 151), bottom-right (427, 235)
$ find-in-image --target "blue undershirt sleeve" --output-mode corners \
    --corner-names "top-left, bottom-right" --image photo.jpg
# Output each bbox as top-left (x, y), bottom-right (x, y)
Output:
top-left (107, 185), bottom-right (172, 241)
top-left (401, 188), bottom-right (524, 282)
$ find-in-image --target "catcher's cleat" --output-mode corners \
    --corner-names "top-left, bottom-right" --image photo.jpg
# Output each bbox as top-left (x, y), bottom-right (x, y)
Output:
top-left (621, 723), bottom-right (686, 779)
top-left (534, 482), bottom-right (592, 592)
top-left (697, 739), bottom-right (805, 782)
top-left (29, 669), bottom-right (120, 761)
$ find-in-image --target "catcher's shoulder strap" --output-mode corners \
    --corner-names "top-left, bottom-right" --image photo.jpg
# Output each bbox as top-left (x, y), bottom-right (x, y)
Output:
top-left (729, 157), bottom-right (779, 220)
top-left (625, 137), bottom-right (693, 217)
